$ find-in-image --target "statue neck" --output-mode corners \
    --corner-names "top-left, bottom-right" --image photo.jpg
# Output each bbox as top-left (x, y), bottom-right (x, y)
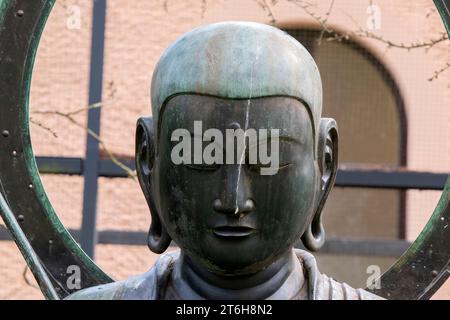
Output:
top-left (170, 249), bottom-right (304, 300)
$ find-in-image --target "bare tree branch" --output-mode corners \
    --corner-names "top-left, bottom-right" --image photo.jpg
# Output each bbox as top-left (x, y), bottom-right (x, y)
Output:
top-left (318, 0), bottom-right (335, 44)
top-left (254, 0), bottom-right (277, 24)
top-left (282, 0), bottom-right (448, 50)
top-left (163, 0), bottom-right (169, 13)
top-left (428, 62), bottom-right (450, 81)
top-left (30, 118), bottom-right (59, 138)
top-left (359, 30), bottom-right (448, 51)
top-left (58, 0), bottom-right (69, 10)
top-left (324, 0), bottom-right (335, 25)
top-left (201, 0), bottom-right (207, 18)
top-left (37, 0), bottom-right (448, 176)
top-left (22, 266), bottom-right (40, 290)
top-left (32, 102), bottom-right (137, 180)
top-left (426, 7), bottom-right (437, 18)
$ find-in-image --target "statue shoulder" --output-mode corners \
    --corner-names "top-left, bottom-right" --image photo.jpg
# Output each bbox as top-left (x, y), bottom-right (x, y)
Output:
top-left (317, 273), bottom-right (384, 300)
top-left (65, 250), bottom-right (180, 300)
top-left (294, 249), bottom-right (384, 300)
top-left (65, 280), bottom-right (129, 300)
top-left (65, 270), bottom-right (159, 300)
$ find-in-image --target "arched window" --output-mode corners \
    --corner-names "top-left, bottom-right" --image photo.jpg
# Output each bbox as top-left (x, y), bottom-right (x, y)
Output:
top-left (286, 29), bottom-right (407, 287)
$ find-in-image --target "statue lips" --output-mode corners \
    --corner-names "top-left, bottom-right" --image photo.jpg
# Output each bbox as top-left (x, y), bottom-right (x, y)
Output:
top-left (212, 225), bottom-right (257, 238)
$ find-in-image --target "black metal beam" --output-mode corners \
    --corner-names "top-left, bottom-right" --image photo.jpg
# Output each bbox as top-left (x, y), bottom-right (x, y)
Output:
top-left (335, 169), bottom-right (448, 190)
top-left (80, 0), bottom-right (107, 259)
top-left (35, 157), bottom-right (448, 190)
top-left (0, 225), bottom-right (410, 257)
top-left (36, 157), bottom-right (83, 175)
top-left (35, 157), bottom-right (135, 177)
top-left (296, 237), bottom-right (411, 257)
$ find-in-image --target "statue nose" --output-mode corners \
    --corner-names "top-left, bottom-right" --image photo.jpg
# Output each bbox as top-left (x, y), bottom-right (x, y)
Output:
top-left (213, 164), bottom-right (255, 215)
top-left (213, 198), bottom-right (255, 215)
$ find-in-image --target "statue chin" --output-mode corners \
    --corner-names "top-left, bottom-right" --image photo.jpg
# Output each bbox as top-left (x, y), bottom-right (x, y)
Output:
top-left (180, 242), bottom-right (296, 277)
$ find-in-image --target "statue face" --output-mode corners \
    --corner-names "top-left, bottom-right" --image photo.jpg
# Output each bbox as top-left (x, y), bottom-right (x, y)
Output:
top-left (153, 94), bottom-right (320, 275)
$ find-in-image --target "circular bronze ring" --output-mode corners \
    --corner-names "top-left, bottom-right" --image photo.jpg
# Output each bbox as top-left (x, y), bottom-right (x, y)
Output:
top-left (0, 0), bottom-right (448, 300)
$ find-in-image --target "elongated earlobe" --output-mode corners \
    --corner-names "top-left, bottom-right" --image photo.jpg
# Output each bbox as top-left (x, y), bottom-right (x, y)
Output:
top-left (302, 118), bottom-right (338, 251)
top-left (136, 117), bottom-right (172, 254)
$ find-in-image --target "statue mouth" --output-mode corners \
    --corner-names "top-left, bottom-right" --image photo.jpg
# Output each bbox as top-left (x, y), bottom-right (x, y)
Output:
top-left (212, 226), bottom-right (256, 238)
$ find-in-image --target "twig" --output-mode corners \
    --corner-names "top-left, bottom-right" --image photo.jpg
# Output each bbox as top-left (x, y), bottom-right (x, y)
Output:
top-left (58, 0), bottom-right (69, 10)
top-left (22, 266), bottom-right (40, 290)
top-left (64, 102), bottom-right (102, 117)
top-left (428, 62), bottom-right (450, 81)
top-left (287, 0), bottom-right (336, 38)
top-left (201, 0), bottom-right (207, 18)
top-left (353, 28), bottom-right (449, 51)
top-left (285, 0), bottom-right (449, 50)
top-left (318, 0), bottom-right (335, 44)
top-left (33, 103), bottom-right (136, 180)
top-left (254, 0), bottom-right (277, 24)
top-left (323, 0), bottom-right (335, 25)
top-left (30, 118), bottom-right (58, 138)
top-left (426, 7), bottom-right (437, 18)
top-left (85, 127), bottom-right (137, 180)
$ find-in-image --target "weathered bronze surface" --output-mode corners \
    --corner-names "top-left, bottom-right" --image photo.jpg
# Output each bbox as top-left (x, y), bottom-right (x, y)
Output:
top-left (67, 22), bottom-right (380, 300)
top-left (0, 0), bottom-right (111, 300)
top-left (0, 0), bottom-right (449, 300)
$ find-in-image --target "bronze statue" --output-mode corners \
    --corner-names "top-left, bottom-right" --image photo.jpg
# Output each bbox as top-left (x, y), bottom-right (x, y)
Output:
top-left (2, 1), bottom-right (450, 300)
top-left (65, 21), bottom-right (381, 300)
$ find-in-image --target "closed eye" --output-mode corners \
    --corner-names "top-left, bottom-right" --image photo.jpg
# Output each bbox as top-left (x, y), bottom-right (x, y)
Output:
top-left (279, 163), bottom-right (293, 170)
top-left (184, 163), bottom-right (221, 171)
top-left (247, 162), bottom-right (293, 173)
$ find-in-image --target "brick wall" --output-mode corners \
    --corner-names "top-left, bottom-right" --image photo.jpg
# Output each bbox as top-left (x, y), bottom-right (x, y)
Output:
top-left (0, 0), bottom-right (449, 299)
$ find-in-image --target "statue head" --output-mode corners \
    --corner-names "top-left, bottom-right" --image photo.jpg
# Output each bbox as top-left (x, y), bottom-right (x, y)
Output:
top-left (136, 22), bottom-right (338, 276)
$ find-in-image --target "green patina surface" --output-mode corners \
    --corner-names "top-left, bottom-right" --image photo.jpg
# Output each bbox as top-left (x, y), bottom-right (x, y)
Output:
top-left (0, 1), bottom-right (8, 25)
top-left (18, 0), bottom-right (112, 284)
top-left (0, 0), bottom-right (112, 300)
top-left (389, 0), bottom-right (450, 272)
top-left (435, 0), bottom-right (450, 34)
top-left (393, 177), bottom-right (450, 270)
top-left (151, 22), bottom-right (323, 136)
top-left (0, 0), bottom-right (449, 300)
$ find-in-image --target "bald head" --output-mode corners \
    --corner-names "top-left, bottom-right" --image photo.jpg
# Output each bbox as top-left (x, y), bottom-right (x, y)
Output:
top-left (151, 21), bottom-right (322, 145)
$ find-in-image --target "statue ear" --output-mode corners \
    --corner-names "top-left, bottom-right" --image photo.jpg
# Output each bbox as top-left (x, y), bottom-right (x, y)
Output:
top-left (302, 118), bottom-right (339, 251)
top-left (136, 117), bottom-right (172, 254)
